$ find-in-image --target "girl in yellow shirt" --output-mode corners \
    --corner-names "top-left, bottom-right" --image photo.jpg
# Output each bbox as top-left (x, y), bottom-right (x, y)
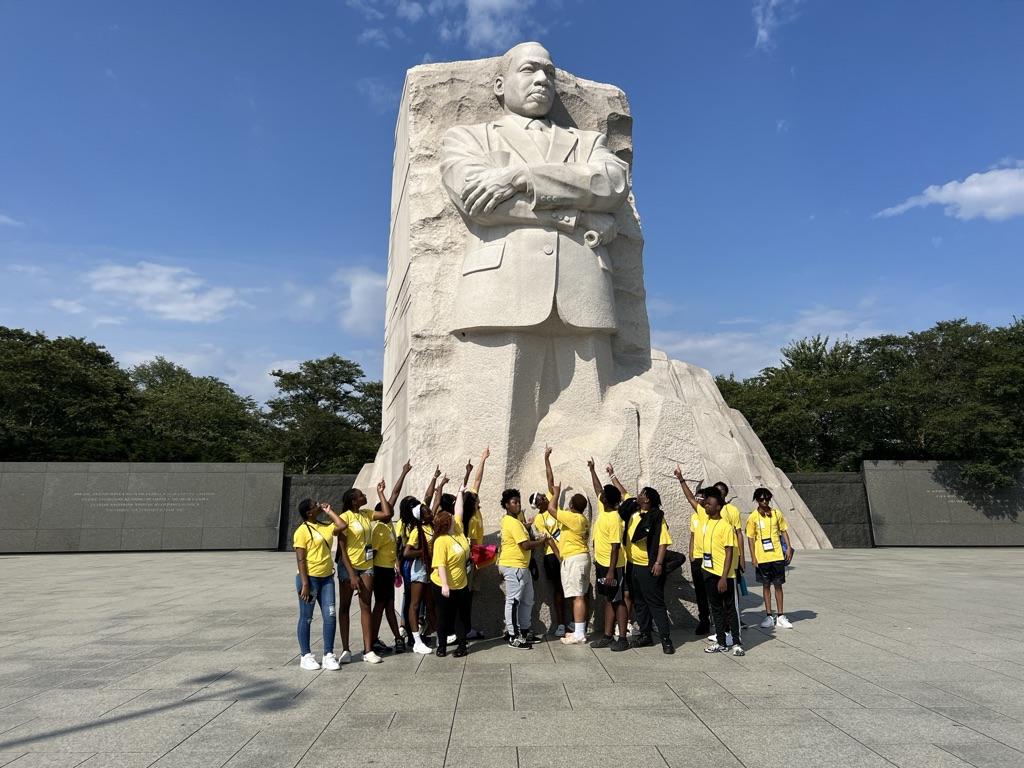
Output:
top-left (292, 498), bottom-right (345, 671)
top-left (431, 497), bottom-right (473, 657)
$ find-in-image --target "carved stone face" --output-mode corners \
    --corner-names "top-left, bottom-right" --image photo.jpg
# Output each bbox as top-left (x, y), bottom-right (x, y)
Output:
top-left (494, 43), bottom-right (555, 118)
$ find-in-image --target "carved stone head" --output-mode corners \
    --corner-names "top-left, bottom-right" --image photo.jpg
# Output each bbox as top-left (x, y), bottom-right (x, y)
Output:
top-left (493, 42), bottom-right (555, 119)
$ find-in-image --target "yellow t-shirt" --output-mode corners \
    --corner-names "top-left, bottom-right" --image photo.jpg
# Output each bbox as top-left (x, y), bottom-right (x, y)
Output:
top-left (533, 510), bottom-right (562, 558)
top-left (499, 514), bottom-right (531, 568)
top-left (372, 519), bottom-right (398, 568)
top-left (700, 517), bottom-right (737, 577)
top-left (406, 523), bottom-right (435, 554)
top-left (689, 507), bottom-right (708, 559)
top-left (431, 533), bottom-right (470, 590)
top-left (697, 503), bottom-right (742, 571)
top-left (626, 512), bottom-right (672, 566)
top-left (593, 510), bottom-right (626, 568)
top-left (339, 509), bottom-right (374, 570)
top-left (467, 514), bottom-right (484, 546)
top-left (745, 509), bottom-right (788, 563)
top-left (553, 508), bottom-right (590, 559)
top-left (293, 521), bottom-right (336, 577)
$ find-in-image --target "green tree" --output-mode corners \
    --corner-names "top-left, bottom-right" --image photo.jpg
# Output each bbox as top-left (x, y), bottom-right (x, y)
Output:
top-left (0, 326), bottom-right (136, 460)
top-left (128, 357), bottom-right (268, 462)
top-left (265, 355), bottom-right (381, 474)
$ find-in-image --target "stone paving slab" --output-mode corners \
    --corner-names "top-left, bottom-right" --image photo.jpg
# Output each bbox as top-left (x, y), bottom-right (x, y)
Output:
top-left (0, 549), bottom-right (1022, 767)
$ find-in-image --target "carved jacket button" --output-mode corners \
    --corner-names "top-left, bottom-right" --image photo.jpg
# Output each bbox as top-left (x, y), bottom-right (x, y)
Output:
top-left (543, 244), bottom-right (554, 255)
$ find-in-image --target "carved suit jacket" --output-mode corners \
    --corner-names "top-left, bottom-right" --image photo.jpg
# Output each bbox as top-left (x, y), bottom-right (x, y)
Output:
top-left (440, 114), bottom-right (630, 334)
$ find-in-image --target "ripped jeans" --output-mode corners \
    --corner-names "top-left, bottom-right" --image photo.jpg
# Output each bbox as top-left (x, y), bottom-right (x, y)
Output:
top-left (296, 574), bottom-right (336, 656)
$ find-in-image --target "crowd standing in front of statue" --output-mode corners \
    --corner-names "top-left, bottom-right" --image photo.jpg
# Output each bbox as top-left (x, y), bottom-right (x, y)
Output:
top-left (291, 446), bottom-right (796, 669)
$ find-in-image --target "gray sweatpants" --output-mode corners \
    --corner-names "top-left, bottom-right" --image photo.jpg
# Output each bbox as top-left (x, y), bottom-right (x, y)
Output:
top-left (499, 565), bottom-right (534, 637)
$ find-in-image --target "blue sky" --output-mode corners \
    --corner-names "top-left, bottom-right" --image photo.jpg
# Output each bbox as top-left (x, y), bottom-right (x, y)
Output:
top-left (2, 0), bottom-right (1022, 401)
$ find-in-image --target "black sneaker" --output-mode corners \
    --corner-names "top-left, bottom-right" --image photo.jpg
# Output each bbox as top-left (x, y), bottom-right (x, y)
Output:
top-left (662, 638), bottom-right (675, 655)
top-left (466, 629), bottom-right (485, 641)
top-left (523, 632), bottom-right (544, 643)
top-left (435, 647), bottom-right (447, 657)
top-left (610, 638), bottom-right (630, 652)
top-left (590, 635), bottom-right (614, 649)
top-left (452, 645), bottom-right (468, 658)
top-left (507, 635), bottom-right (532, 649)
top-left (372, 640), bottom-right (393, 655)
top-left (393, 636), bottom-right (406, 654)
top-left (630, 634), bottom-right (654, 648)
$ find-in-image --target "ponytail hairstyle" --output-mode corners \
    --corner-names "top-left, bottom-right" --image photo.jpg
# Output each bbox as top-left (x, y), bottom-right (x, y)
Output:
top-left (433, 510), bottom-right (453, 537)
top-left (341, 487), bottom-right (362, 513)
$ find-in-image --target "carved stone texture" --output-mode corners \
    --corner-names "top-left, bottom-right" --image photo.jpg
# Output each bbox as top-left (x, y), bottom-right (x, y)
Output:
top-left (355, 45), bottom-right (830, 555)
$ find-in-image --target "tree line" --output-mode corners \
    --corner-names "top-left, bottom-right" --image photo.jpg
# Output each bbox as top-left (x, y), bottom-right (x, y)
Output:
top-left (0, 326), bottom-right (381, 475)
top-left (716, 319), bottom-right (1024, 489)
top-left (3, 319), bottom-right (1022, 486)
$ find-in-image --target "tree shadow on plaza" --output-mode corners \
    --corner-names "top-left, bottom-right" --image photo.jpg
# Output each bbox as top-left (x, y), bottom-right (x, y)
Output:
top-left (0, 670), bottom-right (319, 751)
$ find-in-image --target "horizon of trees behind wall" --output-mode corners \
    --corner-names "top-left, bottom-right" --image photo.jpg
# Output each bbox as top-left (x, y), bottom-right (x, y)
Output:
top-left (1, 318), bottom-right (1022, 487)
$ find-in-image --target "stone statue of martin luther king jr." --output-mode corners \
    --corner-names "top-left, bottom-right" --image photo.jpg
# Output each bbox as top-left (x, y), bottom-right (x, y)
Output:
top-left (440, 42), bottom-right (631, 336)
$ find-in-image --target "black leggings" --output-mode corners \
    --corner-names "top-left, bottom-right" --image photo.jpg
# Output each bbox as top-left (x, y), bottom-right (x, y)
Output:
top-left (705, 574), bottom-right (741, 647)
top-left (431, 584), bottom-right (471, 651)
top-left (627, 563), bottom-right (670, 638)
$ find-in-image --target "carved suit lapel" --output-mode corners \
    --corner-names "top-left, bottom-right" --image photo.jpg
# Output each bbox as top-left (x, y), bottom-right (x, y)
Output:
top-left (492, 116), bottom-right (546, 165)
top-left (546, 124), bottom-right (578, 163)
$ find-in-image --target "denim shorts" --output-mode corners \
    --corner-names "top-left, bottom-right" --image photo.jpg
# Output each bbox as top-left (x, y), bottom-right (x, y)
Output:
top-left (410, 558), bottom-right (429, 583)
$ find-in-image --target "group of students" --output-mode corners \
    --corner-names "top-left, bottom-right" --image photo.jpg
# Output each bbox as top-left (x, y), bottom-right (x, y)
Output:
top-left (291, 445), bottom-right (796, 669)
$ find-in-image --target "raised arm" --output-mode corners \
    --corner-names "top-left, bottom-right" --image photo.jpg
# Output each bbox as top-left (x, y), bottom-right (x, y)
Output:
top-left (472, 446), bottom-right (489, 494)
top-left (431, 474), bottom-right (450, 514)
top-left (374, 480), bottom-right (393, 522)
top-left (462, 459), bottom-right (473, 489)
top-left (606, 463), bottom-right (628, 497)
top-left (423, 465), bottom-right (441, 503)
top-left (674, 465), bottom-right (700, 512)
top-left (318, 502), bottom-right (346, 533)
top-left (389, 460), bottom-right (412, 507)
top-left (544, 445), bottom-right (555, 496)
top-left (455, 486), bottom-right (466, 529)
top-left (588, 457), bottom-right (603, 498)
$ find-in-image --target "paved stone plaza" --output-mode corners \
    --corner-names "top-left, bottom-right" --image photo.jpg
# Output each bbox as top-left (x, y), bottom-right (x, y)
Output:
top-left (1, 549), bottom-right (1023, 767)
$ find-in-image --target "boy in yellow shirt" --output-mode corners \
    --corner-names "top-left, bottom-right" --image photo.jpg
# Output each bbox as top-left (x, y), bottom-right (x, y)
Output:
top-left (745, 487), bottom-right (795, 629)
top-left (588, 457), bottom-right (628, 651)
top-left (699, 487), bottom-right (744, 656)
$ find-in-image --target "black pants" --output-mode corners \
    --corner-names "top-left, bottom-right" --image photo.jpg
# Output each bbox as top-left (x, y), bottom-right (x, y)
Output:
top-left (704, 573), bottom-right (741, 647)
top-left (432, 584), bottom-right (470, 651)
top-left (690, 559), bottom-right (710, 627)
top-left (627, 563), bottom-right (670, 637)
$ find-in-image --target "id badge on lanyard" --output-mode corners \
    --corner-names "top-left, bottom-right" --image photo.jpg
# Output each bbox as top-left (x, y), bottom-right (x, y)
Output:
top-left (759, 517), bottom-right (775, 551)
top-left (702, 552), bottom-right (713, 568)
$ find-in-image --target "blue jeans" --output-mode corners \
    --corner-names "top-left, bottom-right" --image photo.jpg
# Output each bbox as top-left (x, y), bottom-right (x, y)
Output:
top-left (296, 574), bottom-right (336, 655)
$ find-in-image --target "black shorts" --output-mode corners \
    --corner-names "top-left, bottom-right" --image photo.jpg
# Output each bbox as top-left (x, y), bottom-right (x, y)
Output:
top-left (595, 563), bottom-right (625, 603)
top-left (754, 561), bottom-right (786, 586)
top-left (373, 566), bottom-right (396, 602)
top-left (543, 553), bottom-right (561, 583)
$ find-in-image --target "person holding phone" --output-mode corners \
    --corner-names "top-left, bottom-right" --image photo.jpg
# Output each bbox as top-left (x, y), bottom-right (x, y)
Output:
top-left (337, 482), bottom-right (393, 664)
top-left (293, 498), bottom-right (345, 671)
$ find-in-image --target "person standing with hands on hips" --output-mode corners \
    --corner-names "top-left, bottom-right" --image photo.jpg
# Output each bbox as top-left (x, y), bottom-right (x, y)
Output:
top-left (746, 488), bottom-right (795, 629)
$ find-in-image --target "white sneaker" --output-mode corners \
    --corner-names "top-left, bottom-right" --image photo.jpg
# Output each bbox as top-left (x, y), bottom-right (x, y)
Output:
top-left (629, 621), bottom-right (640, 636)
top-left (733, 645), bottom-right (745, 657)
top-left (776, 614), bottom-right (793, 629)
top-left (337, 650), bottom-right (352, 663)
top-left (362, 650), bottom-right (383, 664)
top-left (554, 624), bottom-right (566, 637)
top-left (705, 631), bottom-right (734, 647)
top-left (759, 615), bottom-right (776, 629)
top-left (559, 634), bottom-right (586, 645)
top-left (299, 653), bottom-right (320, 670)
top-left (412, 641), bottom-right (432, 655)
top-left (447, 634), bottom-right (457, 644)
top-left (321, 653), bottom-right (341, 671)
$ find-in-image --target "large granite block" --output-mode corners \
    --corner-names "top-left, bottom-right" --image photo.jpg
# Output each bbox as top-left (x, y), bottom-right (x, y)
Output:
top-left (865, 460), bottom-right (1024, 546)
top-left (790, 473), bottom-right (872, 547)
top-left (0, 463), bottom-right (284, 553)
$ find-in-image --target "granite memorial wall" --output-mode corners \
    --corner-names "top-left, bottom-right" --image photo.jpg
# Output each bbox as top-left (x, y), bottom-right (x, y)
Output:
top-left (0, 462), bottom-right (284, 553)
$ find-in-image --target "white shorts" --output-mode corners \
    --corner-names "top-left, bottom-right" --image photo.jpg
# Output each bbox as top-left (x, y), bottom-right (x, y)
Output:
top-left (561, 553), bottom-right (591, 597)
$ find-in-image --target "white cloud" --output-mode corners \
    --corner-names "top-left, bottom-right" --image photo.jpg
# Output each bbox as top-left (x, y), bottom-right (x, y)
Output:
top-left (347, 0), bottom-right (386, 20)
top-left (50, 298), bottom-right (86, 315)
top-left (84, 261), bottom-right (247, 323)
top-left (775, 118), bottom-right (789, 133)
top-left (357, 27), bottom-right (390, 47)
top-left (0, 212), bottom-right (25, 227)
top-left (463, 0), bottom-right (536, 52)
top-left (357, 77), bottom-right (401, 112)
top-left (397, 0), bottom-right (425, 22)
top-left (752, 0), bottom-right (802, 52)
top-left (652, 296), bottom-right (886, 379)
top-left (333, 266), bottom-right (386, 338)
top-left (877, 167), bottom-right (1024, 222)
